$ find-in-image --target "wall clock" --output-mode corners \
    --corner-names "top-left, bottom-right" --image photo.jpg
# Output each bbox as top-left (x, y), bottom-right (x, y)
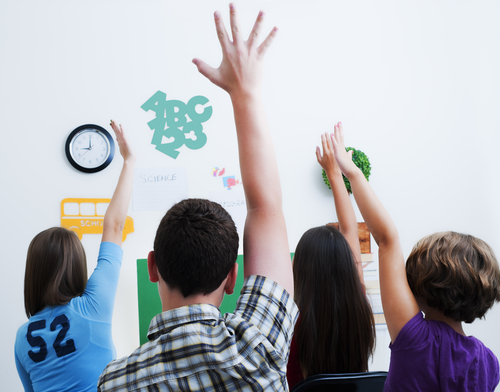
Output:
top-left (65, 124), bottom-right (115, 173)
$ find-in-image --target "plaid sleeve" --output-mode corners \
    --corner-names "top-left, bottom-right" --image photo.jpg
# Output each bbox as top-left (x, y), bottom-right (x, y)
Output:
top-left (233, 275), bottom-right (299, 360)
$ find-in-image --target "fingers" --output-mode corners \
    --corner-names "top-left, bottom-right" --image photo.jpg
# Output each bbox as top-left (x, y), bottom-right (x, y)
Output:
top-left (110, 120), bottom-right (125, 145)
top-left (325, 131), bottom-right (334, 152)
top-left (229, 3), bottom-right (242, 45)
top-left (319, 133), bottom-right (327, 155)
top-left (337, 121), bottom-right (345, 147)
top-left (110, 120), bottom-right (120, 136)
top-left (248, 11), bottom-right (265, 48)
top-left (315, 146), bottom-right (322, 163)
top-left (214, 10), bottom-right (230, 50)
top-left (258, 26), bottom-right (278, 57)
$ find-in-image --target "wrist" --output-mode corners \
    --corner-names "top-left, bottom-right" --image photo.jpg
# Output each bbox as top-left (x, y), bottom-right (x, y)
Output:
top-left (229, 87), bottom-right (261, 104)
top-left (325, 168), bottom-right (342, 180)
top-left (123, 156), bottom-right (137, 165)
top-left (345, 166), bottom-right (363, 181)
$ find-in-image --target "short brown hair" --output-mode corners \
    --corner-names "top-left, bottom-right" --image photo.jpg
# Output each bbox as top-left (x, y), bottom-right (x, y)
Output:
top-left (406, 231), bottom-right (500, 323)
top-left (153, 199), bottom-right (239, 297)
top-left (24, 227), bottom-right (87, 318)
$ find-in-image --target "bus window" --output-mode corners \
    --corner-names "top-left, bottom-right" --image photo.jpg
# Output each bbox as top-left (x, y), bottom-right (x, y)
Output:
top-left (64, 203), bottom-right (79, 216)
top-left (96, 203), bottom-right (109, 216)
top-left (80, 203), bottom-right (96, 216)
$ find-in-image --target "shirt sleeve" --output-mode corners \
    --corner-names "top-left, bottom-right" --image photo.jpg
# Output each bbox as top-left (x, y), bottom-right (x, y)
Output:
top-left (233, 275), bottom-right (299, 361)
top-left (390, 311), bottom-right (429, 351)
top-left (76, 242), bottom-right (123, 322)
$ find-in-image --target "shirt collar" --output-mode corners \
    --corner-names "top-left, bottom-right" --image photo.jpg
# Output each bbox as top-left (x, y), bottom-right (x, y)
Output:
top-left (147, 303), bottom-right (221, 341)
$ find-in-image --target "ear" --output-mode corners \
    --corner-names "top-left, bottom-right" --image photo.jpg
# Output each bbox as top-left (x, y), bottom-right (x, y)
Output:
top-left (147, 250), bottom-right (160, 283)
top-left (223, 262), bottom-right (238, 295)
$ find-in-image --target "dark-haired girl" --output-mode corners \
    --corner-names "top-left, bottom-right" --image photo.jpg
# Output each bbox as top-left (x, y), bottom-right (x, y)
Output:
top-left (287, 123), bottom-right (376, 389)
top-left (15, 121), bottom-right (135, 392)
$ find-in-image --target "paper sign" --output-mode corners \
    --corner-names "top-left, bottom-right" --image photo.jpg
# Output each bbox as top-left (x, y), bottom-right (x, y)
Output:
top-left (209, 190), bottom-right (247, 234)
top-left (133, 167), bottom-right (189, 211)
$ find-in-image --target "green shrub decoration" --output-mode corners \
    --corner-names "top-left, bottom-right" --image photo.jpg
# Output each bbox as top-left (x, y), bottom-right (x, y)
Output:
top-left (322, 147), bottom-right (371, 194)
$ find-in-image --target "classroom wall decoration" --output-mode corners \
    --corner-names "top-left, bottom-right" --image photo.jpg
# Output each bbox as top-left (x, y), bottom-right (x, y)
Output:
top-left (141, 91), bottom-right (213, 159)
top-left (132, 167), bottom-right (189, 212)
top-left (61, 198), bottom-right (134, 242)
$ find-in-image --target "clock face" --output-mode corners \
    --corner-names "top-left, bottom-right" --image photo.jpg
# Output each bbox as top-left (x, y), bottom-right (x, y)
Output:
top-left (65, 125), bottom-right (115, 173)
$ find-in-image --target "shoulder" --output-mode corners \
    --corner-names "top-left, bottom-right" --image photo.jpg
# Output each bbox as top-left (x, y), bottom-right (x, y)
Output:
top-left (15, 320), bottom-right (30, 351)
top-left (390, 312), bottom-right (430, 350)
top-left (231, 275), bottom-right (298, 354)
top-left (234, 275), bottom-right (298, 325)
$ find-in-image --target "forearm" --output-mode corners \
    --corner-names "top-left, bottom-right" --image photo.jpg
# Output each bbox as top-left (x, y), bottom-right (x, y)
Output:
top-left (230, 92), bottom-right (292, 295)
top-left (230, 92), bottom-right (282, 211)
top-left (348, 169), bottom-right (398, 248)
top-left (348, 168), bottom-right (419, 339)
top-left (328, 170), bottom-right (361, 252)
top-left (102, 158), bottom-right (135, 244)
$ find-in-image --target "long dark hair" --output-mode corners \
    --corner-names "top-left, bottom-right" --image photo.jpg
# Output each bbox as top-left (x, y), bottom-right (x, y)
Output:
top-left (293, 225), bottom-right (375, 378)
top-left (24, 227), bottom-right (87, 318)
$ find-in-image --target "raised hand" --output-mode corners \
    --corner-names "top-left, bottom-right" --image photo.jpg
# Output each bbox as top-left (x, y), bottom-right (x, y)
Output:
top-left (316, 123), bottom-right (342, 176)
top-left (110, 120), bottom-right (135, 163)
top-left (192, 3), bottom-right (277, 97)
top-left (102, 120), bottom-right (136, 245)
top-left (331, 122), bottom-right (358, 179)
top-left (318, 122), bottom-right (363, 278)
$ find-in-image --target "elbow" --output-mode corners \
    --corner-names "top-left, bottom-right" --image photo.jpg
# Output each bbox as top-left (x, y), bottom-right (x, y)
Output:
top-left (376, 227), bottom-right (401, 249)
top-left (103, 220), bottom-right (125, 237)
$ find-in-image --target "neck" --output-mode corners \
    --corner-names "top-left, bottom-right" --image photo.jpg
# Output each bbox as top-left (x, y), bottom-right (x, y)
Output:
top-left (158, 279), bottom-right (225, 312)
top-left (423, 307), bottom-right (466, 336)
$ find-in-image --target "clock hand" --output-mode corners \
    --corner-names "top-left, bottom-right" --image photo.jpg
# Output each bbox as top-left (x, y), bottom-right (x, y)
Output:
top-left (88, 136), bottom-right (92, 150)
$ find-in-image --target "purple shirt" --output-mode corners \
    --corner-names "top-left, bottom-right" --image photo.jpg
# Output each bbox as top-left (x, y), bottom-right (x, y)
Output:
top-left (384, 312), bottom-right (499, 391)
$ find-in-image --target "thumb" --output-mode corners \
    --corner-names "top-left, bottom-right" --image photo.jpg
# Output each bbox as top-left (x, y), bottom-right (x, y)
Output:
top-left (192, 58), bottom-right (218, 82)
top-left (348, 150), bottom-right (354, 160)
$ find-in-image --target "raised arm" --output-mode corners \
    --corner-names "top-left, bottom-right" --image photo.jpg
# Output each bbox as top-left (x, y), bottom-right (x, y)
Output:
top-left (316, 123), bottom-right (363, 284)
top-left (193, 5), bottom-right (293, 295)
top-left (330, 124), bottom-right (419, 342)
top-left (101, 120), bottom-right (136, 246)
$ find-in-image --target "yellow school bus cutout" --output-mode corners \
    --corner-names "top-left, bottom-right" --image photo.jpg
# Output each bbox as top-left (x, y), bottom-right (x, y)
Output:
top-left (61, 198), bottom-right (134, 242)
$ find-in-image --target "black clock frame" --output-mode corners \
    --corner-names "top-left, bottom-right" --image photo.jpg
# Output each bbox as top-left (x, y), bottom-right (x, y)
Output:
top-left (65, 124), bottom-right (115, 173)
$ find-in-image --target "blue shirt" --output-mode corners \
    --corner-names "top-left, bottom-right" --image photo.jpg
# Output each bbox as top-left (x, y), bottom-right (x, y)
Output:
top-left (15, 242), bottom-right (123, 392)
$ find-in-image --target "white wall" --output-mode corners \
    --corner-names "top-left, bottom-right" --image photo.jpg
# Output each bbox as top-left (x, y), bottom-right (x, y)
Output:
top-left (1, 1), bottom-right (500, 390)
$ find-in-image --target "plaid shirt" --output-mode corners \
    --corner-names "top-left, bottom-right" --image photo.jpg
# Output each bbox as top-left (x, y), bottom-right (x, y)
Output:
top-left (98, 275), bottom-right (299, 391)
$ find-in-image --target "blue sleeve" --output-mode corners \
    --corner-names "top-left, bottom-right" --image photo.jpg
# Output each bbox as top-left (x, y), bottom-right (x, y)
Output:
top-left (15, 343), bottom-right (34, 392)
top-left (76, 242), bottom-right (123, 322)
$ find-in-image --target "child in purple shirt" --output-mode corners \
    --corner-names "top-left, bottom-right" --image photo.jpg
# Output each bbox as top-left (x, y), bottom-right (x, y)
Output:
top-left (329, 125), bottom-right (500, 391)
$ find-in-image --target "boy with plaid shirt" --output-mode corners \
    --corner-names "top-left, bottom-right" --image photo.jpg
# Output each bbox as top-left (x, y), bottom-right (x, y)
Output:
top-left (98, 5), bottom-right (298, 391)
